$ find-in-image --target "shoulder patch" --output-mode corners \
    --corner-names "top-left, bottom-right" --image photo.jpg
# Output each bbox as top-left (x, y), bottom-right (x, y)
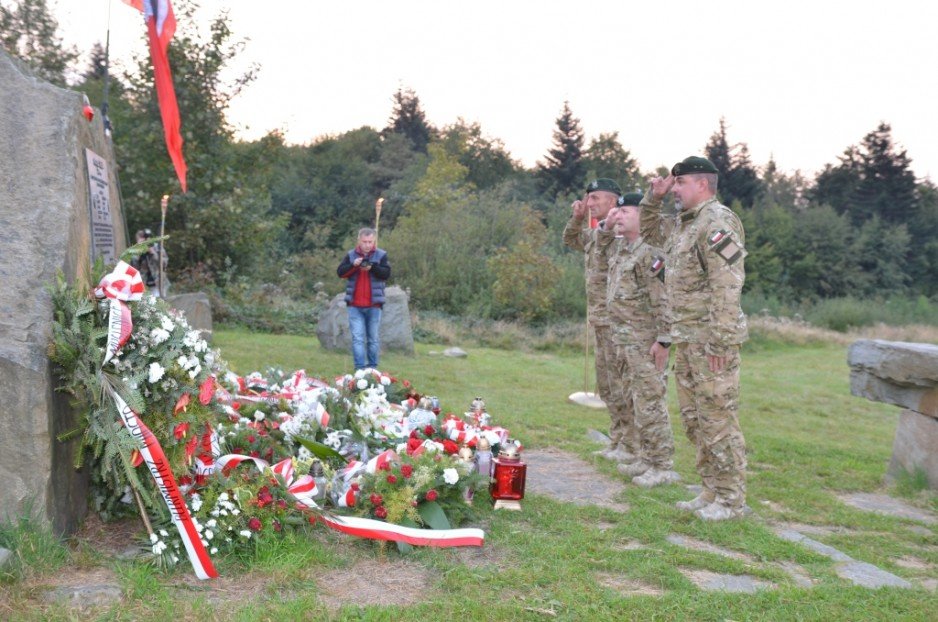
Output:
top-left (650, 255), bottom-right (666, 282)
top-left (707, 229), bottom-right (746, 265)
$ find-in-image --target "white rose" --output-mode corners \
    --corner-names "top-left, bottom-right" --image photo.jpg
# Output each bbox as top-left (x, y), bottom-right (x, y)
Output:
top-left (380, 375), bottom-right (391, 385)
top-left (443, 468), bottom-right (459, 485)
top-left (356, 378), bottom-right (368, 390)
top-left (148, 362), bottom-right (165, 383)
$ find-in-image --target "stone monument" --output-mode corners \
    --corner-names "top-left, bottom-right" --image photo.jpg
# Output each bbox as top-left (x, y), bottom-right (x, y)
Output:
top-left (848, 339), bottom-right (938, 489)
top-left (0, 50), bottom-right (128, 534)
top-left (316, 285), bottom-right (415, 355)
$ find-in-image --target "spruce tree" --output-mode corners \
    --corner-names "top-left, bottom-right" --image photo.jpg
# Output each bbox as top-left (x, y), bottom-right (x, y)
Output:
top-left (704, 117), bottom-right (763, 209)
top-left (537, 101), bottom-right (586, 198)
top-left (385, 87), bottom-right (434, 153)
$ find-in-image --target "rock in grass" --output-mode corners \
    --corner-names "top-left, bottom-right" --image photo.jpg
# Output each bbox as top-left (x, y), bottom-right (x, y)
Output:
top-left (443, 347), bottom-right (468, 358)
top-left (0, 547), bottom-right (13, 571)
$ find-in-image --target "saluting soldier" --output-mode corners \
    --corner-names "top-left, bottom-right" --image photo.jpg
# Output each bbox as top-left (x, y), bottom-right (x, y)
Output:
top-left (606, 193), bottom-right (679, 488)
top-left (640, 156), bottom-right (749, 521)
top-left (563, 178), bottom-right (638, 462)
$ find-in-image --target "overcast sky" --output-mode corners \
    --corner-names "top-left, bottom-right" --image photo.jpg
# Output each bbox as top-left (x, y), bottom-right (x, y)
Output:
top-left (53, 0), bottom-right (938, 180)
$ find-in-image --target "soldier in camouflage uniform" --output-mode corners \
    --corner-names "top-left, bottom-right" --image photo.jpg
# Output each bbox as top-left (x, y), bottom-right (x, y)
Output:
top-left (640, 156), bottom-right (749, 521)
top-left (605, 194), bottom-right (680, 487)
top-left (563, 178), bottom-right (638, 462)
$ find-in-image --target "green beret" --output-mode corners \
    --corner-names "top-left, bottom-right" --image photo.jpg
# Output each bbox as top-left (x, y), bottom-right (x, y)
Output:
top-left (671, 156), bottom-right (719, 177)
top-left (586, 178), bottom-right (622, 194)
top-left (617, 192), bottom-right (644, 207)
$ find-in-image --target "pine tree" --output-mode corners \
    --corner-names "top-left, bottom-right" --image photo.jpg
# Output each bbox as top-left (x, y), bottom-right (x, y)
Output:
top-left (583, 131), bottom-right (641, 191)
top-left (385, 86), bottom-right (434, 153)
top-left (704, 117), bottom-right (763, 209)
top-left (537, 101), bottom-right (586, 198)
top-left (0, 0), bottom-right (77, 86)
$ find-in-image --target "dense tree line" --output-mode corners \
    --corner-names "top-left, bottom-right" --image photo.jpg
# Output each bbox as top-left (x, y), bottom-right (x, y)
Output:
top-left (4, 0), bottom-right (936, 324)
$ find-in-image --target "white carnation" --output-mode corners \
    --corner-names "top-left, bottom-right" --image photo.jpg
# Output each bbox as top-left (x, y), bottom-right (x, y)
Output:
top-left (443, 468), bottom-right (459, 485)
top-left (148, 362), bottom-right (165, 383)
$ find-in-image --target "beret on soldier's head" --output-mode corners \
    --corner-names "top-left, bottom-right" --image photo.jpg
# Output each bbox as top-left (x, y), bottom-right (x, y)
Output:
top-left (617, 192), bottom-right (644, 207)
top-left (671, 156), bottom-right (719, 177)
top-left (586, 178), bottom-right (622, 195)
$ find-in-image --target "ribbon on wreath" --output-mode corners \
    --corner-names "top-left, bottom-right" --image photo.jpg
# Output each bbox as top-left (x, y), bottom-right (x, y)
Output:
top-left (94, 261), bottom-right (145, 365)
top-left (110, 390), bottom-right (218, 580)
top-left (95, 264), bottom-right (217, 579)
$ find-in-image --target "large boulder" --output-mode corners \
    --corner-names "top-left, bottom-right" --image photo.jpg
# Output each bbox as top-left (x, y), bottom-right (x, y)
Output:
top-left (316, 285), bottom-right (414, 354)
top-left (166, 292), bottom-right (213, 342)
top-left (849, 339), bottom-right (938, 489)
top-left (0, 51), bottom-right (127, 534)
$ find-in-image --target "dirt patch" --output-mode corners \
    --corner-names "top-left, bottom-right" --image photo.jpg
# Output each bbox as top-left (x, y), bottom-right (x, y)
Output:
top-left (315, 560), bottom-right (434, 611)
top-left (445, 541), bottom-right (512, 570)
top-left (759, 500), bottom-right (789, 514)
top-left (594, 521), bottom-right (618, 532)
top-left (69, 514), bottom-right (144, 556)
top-left (893, 556), bottom-right (935, 571)
top-left (173, 572), bottom-right (274, 606)
top-left (595, 572), bottom-right (665, 597)
top-left (25, 567), bottom-right (117, 590)
top-left (612, 540), bottom-right (647, 551)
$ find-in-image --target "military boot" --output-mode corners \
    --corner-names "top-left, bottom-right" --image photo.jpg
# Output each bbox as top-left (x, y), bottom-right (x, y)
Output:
top-left (617, 461), bottom-right (650, 477)
top-left (632, 468), bottom-right (682, 488)
top-left (694, 501), bottom-right (744, 521)
top-left (675, 490), bottom-right (715, 512)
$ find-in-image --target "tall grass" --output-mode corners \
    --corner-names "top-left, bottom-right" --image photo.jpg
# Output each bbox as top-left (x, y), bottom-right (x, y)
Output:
top-left (0, 508), bottom-right (69, 582)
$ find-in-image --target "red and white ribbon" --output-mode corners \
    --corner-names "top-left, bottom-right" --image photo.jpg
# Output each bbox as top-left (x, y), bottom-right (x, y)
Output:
top-left (319, 515), bottom-right (484, 547)
top-left (365, 449), bottom-right (398, 474)
top-left (94, 261), bottom-right (145, 365)
top-left (111, 390), bottom-right (217, 580)
top-left (271, 458), bottom-right (318, 509)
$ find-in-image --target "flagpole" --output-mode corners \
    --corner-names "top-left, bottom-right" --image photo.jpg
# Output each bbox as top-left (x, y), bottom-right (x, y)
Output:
top-left (159, 194), bottom-right (168, 297)
top-left (102, 0), bottom-right (113, 137)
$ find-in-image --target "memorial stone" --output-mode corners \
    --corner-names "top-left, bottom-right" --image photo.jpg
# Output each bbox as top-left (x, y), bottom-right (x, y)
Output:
top-left (316, 285), bottom-right (414, 354)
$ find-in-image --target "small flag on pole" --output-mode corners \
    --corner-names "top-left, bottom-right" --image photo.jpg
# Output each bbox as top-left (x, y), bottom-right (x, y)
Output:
top-left (123, 0), bottom-right (187, 192)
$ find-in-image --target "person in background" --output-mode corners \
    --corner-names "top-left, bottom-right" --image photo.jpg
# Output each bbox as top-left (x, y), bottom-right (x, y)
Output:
top-left (132, 228), bottom-right (168, 297)
top-left (337, 227), bottom-right (391, 370)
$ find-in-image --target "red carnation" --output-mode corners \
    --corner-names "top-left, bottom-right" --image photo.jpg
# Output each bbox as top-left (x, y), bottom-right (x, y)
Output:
top-left (374, 506), bottom-right (388, 519)
top-left (423, 425), bottom-right (435, 436)
top-left (247, 435), bottom-right (256, 444)
top-left (442, 440), bottom-right (459, 455)
top-left (277, 499), bottom-right (288, 510)
top-left (250, 450), bottom-right (260, 458)
top-left (400, 464), bottom-right (413, 478)
top-left (425, 489), bottom-right (438, 502)
top-left (370, 493), bottom-right (384, 506)
top-left (248, 517), bottom-right (262, 531)
top-left (386, 474), bottom-right (398, 484)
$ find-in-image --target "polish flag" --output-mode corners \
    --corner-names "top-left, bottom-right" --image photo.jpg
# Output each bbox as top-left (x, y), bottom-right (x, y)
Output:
top-left (123, 0), bottom-right (187, 192)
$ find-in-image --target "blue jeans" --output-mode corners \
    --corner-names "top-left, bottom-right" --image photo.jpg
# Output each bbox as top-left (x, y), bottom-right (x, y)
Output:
top-left (347, 305), bottom-right (382, 369)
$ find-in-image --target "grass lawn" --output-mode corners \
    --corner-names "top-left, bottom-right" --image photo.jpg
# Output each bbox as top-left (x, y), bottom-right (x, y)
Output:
top-left (2, 329), bottom-right (936, 620)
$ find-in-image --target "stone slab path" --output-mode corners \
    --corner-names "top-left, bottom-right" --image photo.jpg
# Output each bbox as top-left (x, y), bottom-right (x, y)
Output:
top-left (839, 493), bottom-right (937, 525)
top-left (774, 527), bottom-right (913, 589)
top-left (524, 449), bottom-right (629, 512)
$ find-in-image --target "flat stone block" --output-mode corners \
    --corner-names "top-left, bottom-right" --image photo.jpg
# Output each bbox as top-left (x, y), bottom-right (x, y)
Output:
top-left (850, 371), bottom-right (938, 418)
top-left (848, 340), bottom-right (938, 387)
top-left (166, 292), bottom-right (212, 341)
top-left (773, 528), bottom-right (853, 562)
top-left (315, 286), bottom-right (414, 354)
top-left (840, 491), bottom-right (936, 525)
top-left (836, 561), bottom-right (911, 589)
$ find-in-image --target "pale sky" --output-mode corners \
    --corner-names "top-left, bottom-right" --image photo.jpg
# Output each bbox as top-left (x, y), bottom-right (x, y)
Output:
top-left (53, 0), bottom-right (938, 180)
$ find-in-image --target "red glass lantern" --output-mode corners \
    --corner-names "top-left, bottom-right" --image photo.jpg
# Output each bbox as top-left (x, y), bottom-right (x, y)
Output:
top-left (490, 443), bottom-right (526, 510)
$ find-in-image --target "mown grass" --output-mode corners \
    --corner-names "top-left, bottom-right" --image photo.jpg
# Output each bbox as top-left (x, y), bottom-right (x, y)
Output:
top-left (1, 330), bottom-right (936, 620)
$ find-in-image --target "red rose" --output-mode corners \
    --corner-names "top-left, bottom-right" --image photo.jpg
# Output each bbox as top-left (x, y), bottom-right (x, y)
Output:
top-left (247, 435), bottom-right (256, 444)
top-left (374, 506), bottom-right (388, 519)
top-left (409, 429), bottom-right (420, 439)
top-left (232, 401), bottom-right (241, 411)
top-left (407, 437), bottom-right (422, 454)
top-left (370, 493), bottom-right (383, 506)
top-left (425, 489), bottom-right (438, 501)
top-left (248, 517), bottom-right (262, 531)
top-left (250, 450), bottom-right (260, 458)
top-left (442, 440), bottom-right (458, 455)
top-left (386, 474), bottom-right (398, 484)
top-left (423, 425), bottom-right (436, 436)
top-left (400, 464), bottom-right (413, 478)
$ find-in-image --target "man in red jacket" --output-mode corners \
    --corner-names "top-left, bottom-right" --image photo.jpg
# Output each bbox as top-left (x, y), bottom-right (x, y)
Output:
top-left (337, 228), bottom-right (392, 370)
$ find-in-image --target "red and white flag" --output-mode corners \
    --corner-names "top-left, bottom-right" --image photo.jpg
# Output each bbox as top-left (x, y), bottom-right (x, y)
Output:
top-left (123, 0), bottom-right (187, 192)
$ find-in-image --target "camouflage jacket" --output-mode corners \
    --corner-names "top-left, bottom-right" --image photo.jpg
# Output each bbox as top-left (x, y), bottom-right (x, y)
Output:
top-left (607, 236), bottom-right (670, 345)
top-left (640, 191), bottom-right (748, 352)
top-left (563, 215), bottom-right (617, 326)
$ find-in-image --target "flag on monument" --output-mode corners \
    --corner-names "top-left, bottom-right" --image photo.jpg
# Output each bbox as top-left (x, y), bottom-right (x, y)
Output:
top-left (123, 0), bottom-right (187, 192)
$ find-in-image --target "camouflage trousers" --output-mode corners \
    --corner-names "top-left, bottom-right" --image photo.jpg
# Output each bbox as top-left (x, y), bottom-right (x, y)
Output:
top-left (613, 340), bottom-right (674, 468)
top-left (593, 325), bottom-right (635, 451)
top-left (673, 343), bottom-right (747, 509)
